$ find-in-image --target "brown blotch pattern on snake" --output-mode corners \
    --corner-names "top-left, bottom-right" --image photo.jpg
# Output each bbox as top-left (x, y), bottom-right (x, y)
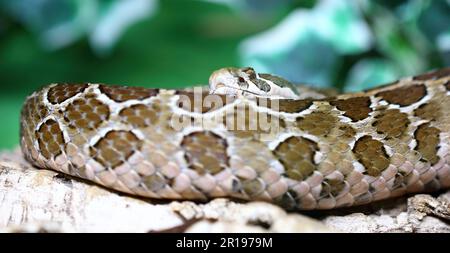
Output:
top-left (176, 91), bottom-right (234, 113)
top-left (20, 97), bottom-right (42, 154)
top-left (223, 104), bottom-right (285, 137)
top-left (64, 96), bottom-right (110, 130)
top-left (242, 178), bottom-right (266, 197)
top-left (445, 81), bottom-right (450, 91)
top-left (296, 112), bottom-right (337, 136)
top-left (320, 178), bottom-right (346, 198)
top-left (181, 131), bottom-right (228, 175)
top-left (257, 98), bottom-right (312, 113)
top-left (273, 136), bottom-right (318, 181)
top-left (99, 85), bottom-right (159, 102)
top-left (376, 84), bottom-right (427, 106)
top-left (274, 190), bottom-right (298, 210)
top-left (337, 124), bottom-right (356, 139)
top-left (372, 109), bottom-right (410, 139)
top-left (330, 97), bottom-right (372, 122)
top-left (391, 173), bottom-right (407, 190)
top-left (23, 96), bottom-right (49, 126)
top-left (414, 123), bottom-right (441, 165)
top-left (35, 119), bottom-right (65, 160)
top-left (47, 83), bottom-right (88, 104)
top-left (353, 136), bottom-right (390, 177)
top-left (143, 173), bottom-right (167, 192)
top-left (119, 103), bottom-right (161, 128)
top-left (90, 130), bottom-right (142, 169)
top-left (412, 67), bottom-right (450, 81)
top-left (414, 101), bottom-right (442, 121)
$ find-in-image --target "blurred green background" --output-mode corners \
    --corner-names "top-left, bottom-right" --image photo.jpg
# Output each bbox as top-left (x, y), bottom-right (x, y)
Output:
top-left (0, 0), bottom-right (449, 150)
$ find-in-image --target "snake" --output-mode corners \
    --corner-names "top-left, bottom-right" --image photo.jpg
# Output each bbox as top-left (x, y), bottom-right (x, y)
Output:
top-left (19, 67), bottom-right (450, 210)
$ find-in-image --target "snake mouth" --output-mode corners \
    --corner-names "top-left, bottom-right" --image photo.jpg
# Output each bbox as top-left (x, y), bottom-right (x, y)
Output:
top-left (210, 83), bottom-right (266, 97)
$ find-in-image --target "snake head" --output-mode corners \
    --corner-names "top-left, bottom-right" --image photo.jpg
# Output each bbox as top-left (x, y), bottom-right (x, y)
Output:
top-left (209, 67), bottom-right (299, 99)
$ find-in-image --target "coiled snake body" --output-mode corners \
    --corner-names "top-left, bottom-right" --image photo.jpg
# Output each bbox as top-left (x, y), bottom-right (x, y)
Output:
top-left (20, 67), bottom-right (450, 210)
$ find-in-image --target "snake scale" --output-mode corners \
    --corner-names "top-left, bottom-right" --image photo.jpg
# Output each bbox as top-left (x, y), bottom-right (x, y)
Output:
top-left (20, 67), bottom-right (450, 210)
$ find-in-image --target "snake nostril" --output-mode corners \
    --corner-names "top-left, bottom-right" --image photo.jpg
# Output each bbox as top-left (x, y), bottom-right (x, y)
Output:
top-left (238, 77), bottom-right (245, 83)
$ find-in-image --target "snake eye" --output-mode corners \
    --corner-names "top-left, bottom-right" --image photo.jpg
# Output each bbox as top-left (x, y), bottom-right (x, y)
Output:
top-left (237, 77), bottom-right (248, 89)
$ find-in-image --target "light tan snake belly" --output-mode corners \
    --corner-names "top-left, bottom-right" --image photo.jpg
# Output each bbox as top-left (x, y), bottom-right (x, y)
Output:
top-left (20, 68), bottom-right (450, 210)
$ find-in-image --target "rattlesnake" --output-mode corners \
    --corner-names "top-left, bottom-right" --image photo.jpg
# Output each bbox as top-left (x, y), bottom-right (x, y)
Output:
top-left (20, 67), bottom-right (450, 210)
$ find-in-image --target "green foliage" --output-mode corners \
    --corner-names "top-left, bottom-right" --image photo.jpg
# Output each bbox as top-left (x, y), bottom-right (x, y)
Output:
top-left (239, 0), bottom-right (449, 91)
top-left (0, 0), bottom-right (448, 149)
